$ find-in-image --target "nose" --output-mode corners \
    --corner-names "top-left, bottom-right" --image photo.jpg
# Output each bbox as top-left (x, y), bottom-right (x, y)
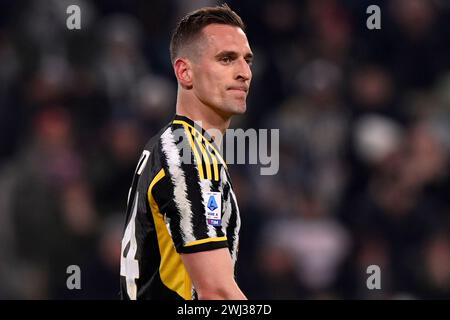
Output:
top-left (235, 58), bottom-right (252, 82)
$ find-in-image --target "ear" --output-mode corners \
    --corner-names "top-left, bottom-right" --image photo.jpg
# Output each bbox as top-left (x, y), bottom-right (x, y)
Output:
top-left (174, 58), bottom-right (193, 89)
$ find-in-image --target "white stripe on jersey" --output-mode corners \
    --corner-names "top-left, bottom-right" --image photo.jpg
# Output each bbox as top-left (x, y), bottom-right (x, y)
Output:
top-left (161, 127), bottom-right (195, 244)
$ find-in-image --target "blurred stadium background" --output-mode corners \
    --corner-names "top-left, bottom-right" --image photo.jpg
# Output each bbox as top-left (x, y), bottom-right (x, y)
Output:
top-left (0, 0), bottom-right (449, 299)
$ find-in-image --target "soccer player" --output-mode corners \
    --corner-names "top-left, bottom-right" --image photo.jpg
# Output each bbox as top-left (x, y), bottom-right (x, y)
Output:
top-left (120, 4), bottom-right (253, 300)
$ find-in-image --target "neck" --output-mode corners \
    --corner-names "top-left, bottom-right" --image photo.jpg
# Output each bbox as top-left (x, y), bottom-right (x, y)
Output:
top-left (176, 89), bottom-right (231, 140)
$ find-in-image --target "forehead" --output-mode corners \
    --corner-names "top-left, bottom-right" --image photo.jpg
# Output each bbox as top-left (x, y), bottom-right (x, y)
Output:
top-left (199, 24), bottom-right (251, 54)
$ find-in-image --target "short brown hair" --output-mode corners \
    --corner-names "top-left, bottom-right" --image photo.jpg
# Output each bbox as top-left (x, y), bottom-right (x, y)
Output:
top-left (169, 4), bottom-right (245, 64)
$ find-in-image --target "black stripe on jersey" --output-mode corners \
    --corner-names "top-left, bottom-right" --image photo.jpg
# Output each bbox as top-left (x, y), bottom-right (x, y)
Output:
top-left (227, 187), bottom-right (238, 257)
top-left (214, 221), bottom-right (226, 238)
top-left (221, 167), bottom-right (238, 261)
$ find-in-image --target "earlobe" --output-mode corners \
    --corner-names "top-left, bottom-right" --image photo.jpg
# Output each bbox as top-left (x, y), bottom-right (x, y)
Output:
top-left (174, 58), bottom-right (193, 89)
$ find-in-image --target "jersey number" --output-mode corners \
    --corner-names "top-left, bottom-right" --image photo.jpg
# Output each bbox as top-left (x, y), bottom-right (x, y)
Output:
top-left (120, 150), bottom-right (150, 299)
top-left (120, 192), bottom-right (139, 299)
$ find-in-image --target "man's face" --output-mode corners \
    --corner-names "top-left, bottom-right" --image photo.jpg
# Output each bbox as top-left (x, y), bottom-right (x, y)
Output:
top-left (191, 24), bottom-right (253, 117)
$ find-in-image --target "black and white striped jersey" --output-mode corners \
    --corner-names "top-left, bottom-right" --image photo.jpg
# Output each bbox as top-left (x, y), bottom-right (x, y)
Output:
top-left (120, 115), bottom-right (241, 300)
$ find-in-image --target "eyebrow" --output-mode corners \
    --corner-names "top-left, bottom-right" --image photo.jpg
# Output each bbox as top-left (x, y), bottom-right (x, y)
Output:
top-left (215, 50), bottom-right (254, 61)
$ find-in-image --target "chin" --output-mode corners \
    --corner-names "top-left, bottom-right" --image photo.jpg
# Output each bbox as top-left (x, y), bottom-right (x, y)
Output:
top-left (235, 105), bottom-right (247, 114)
top-left (230, 101), bottom-right (247, 115)
top-left (226, 105), bottom-right (246, 116)
top-left (217, 101), bottom-right (247, 117)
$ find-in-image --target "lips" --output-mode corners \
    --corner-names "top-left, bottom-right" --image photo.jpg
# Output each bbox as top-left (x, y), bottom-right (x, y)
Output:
top-left (227, 86), bottom-right (248, 93)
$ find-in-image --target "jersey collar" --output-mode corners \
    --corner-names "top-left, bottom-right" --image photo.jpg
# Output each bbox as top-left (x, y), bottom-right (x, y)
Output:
top-left (173, 114), bottom-right (218, 146)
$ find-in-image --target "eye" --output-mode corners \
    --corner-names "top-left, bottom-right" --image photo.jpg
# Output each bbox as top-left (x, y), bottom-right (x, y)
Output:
top-left (221, 56), bottom-right (232, 64)
top-left (245, 59), bottom-right (253, 66)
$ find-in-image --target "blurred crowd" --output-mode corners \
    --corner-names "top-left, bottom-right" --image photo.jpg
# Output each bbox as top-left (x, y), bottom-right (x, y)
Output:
top-left (0, 0), bottom-right (449, 299)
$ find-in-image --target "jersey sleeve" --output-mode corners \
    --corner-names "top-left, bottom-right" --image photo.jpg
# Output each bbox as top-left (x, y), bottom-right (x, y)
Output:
top-left (153, 125), bottom-right (228, 254)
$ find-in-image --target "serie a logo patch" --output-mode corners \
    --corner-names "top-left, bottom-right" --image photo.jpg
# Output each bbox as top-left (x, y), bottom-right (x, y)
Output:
top-left (204, 192), bottom-right (222, 226)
